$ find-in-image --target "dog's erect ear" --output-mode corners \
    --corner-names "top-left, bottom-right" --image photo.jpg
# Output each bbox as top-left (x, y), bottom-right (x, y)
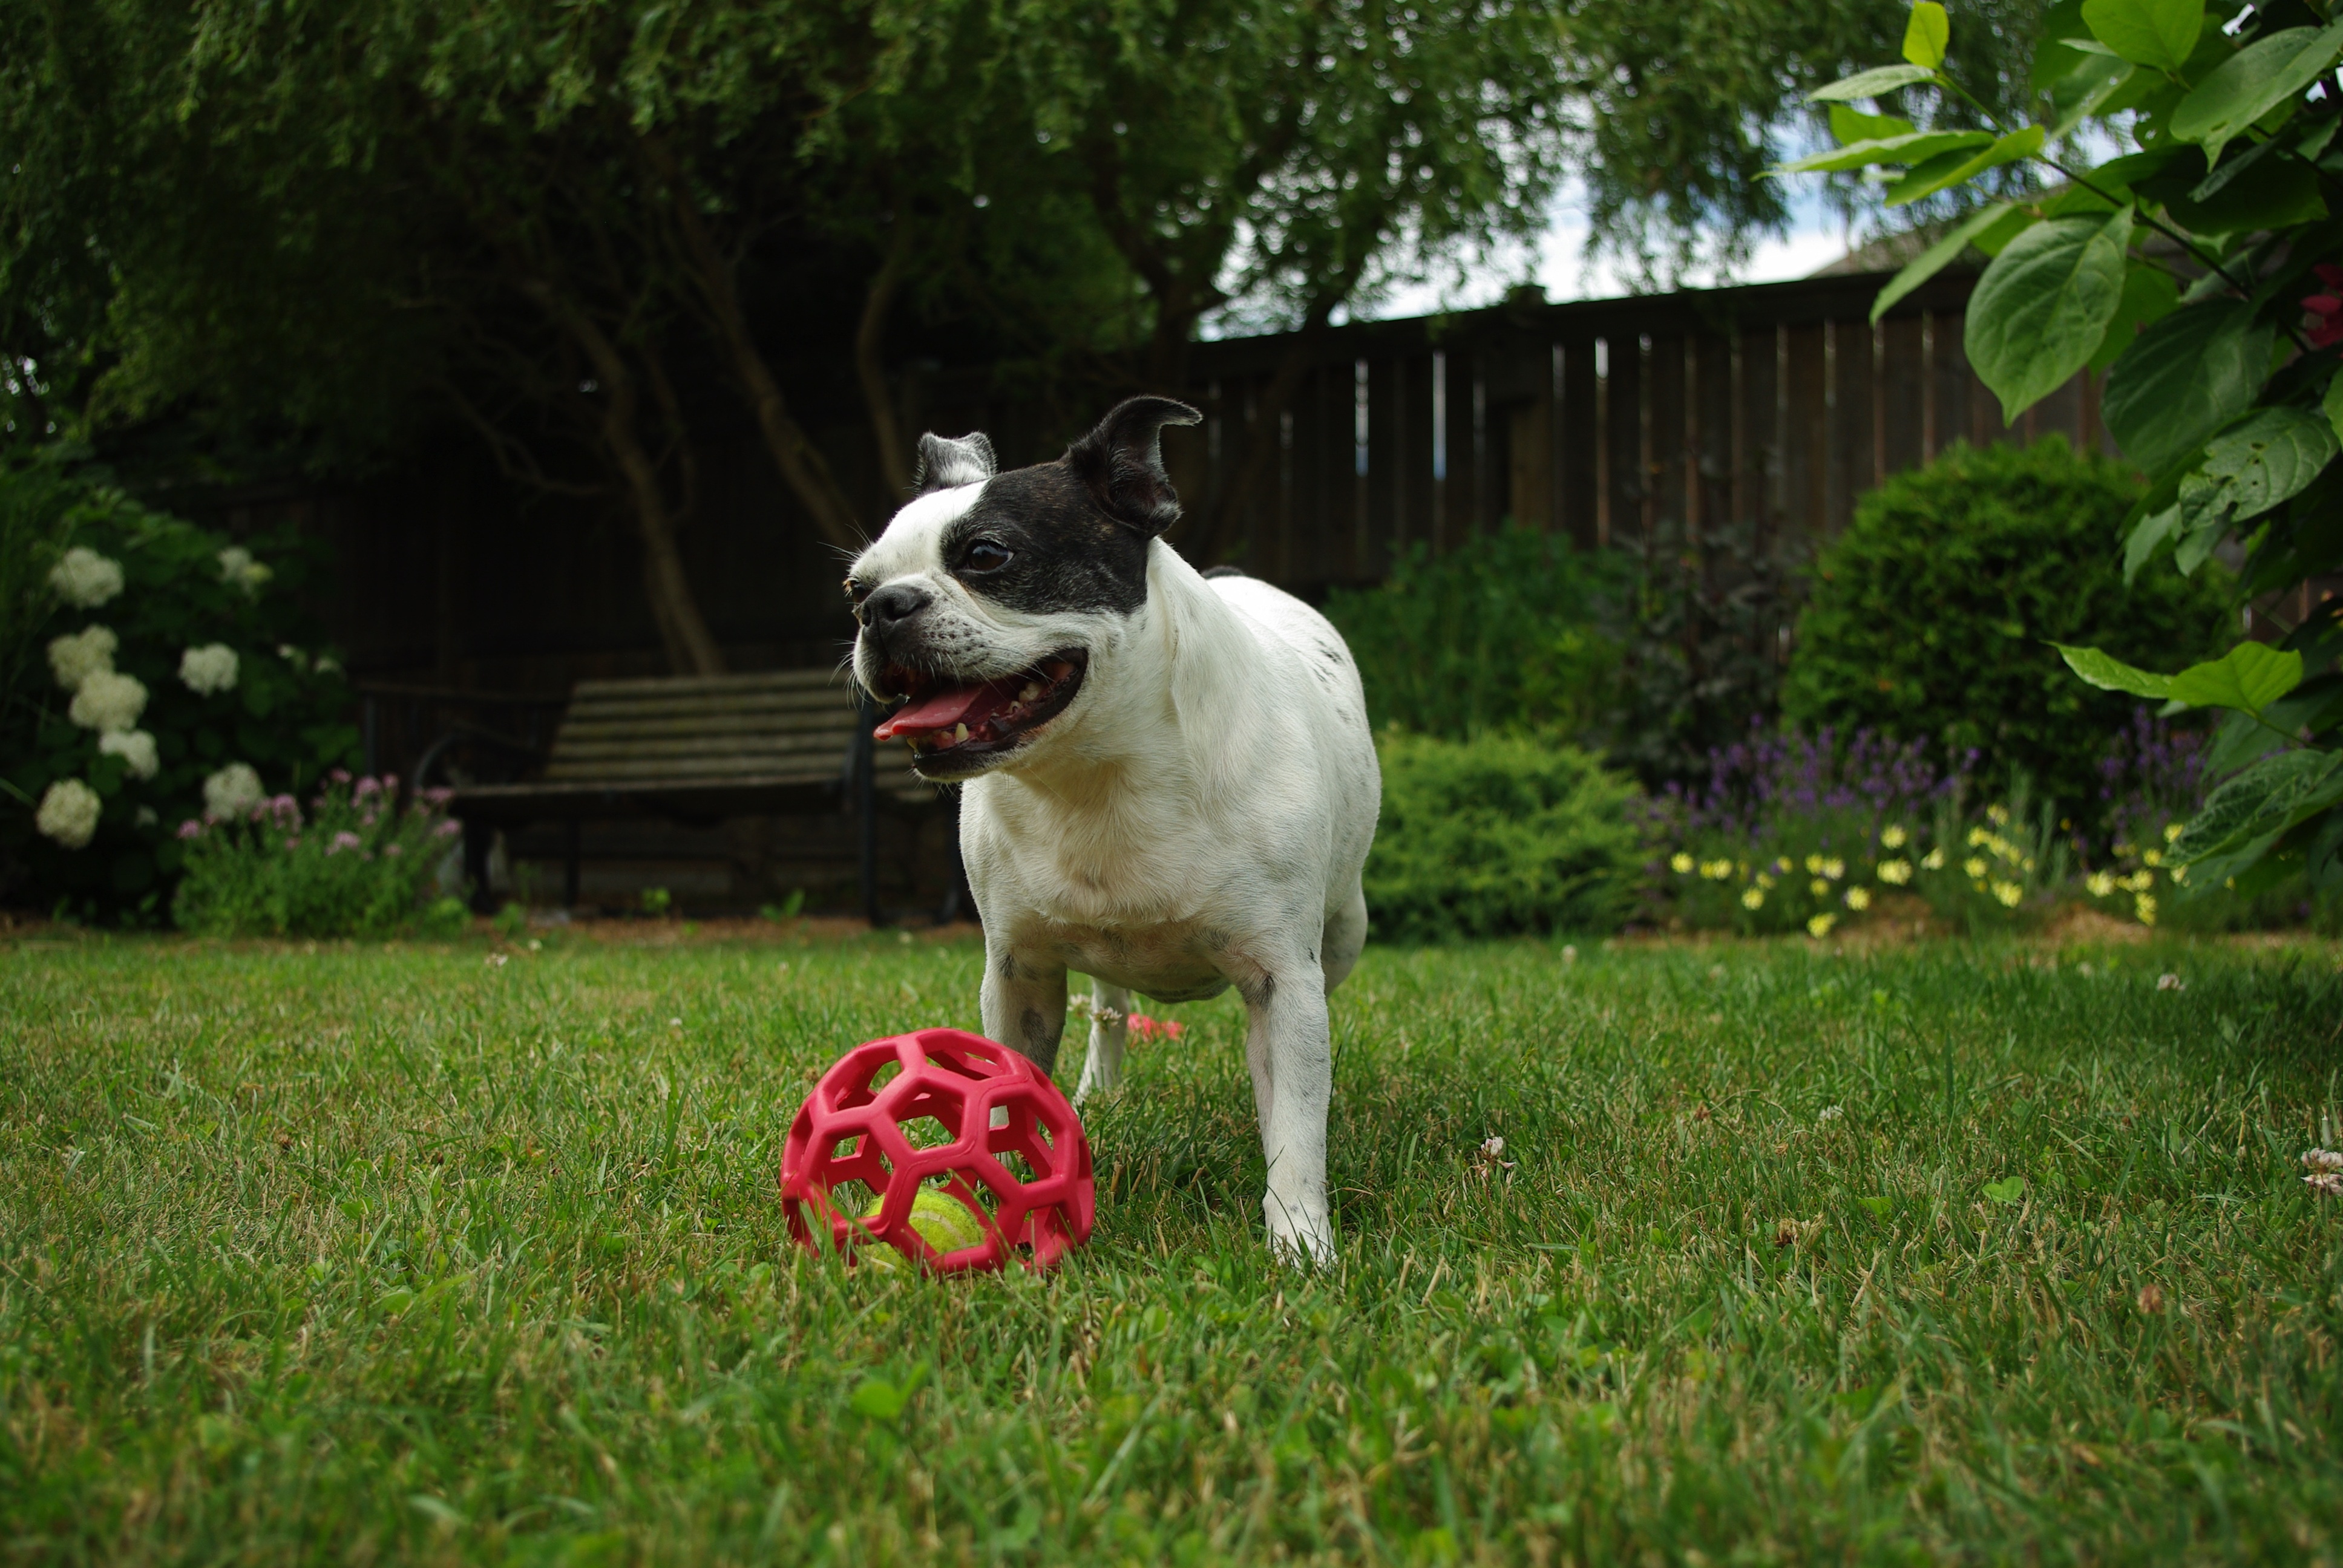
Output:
top-left (912, 431), bottom-right (997, 494)
top-left (1065, 395), bottom-right (1202, 535)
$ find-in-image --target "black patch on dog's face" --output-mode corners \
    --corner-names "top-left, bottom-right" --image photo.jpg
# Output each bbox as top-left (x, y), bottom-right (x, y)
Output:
top-left (940, 462), bottom-right (1153, 617)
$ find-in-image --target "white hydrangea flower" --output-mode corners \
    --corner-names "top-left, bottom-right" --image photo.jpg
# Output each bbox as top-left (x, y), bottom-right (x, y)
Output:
top-left (48, 624), bottom-right (118, 690)
top-left (179, 643), bottom-right (240, 696)
top-left (68, 670), bottom-right (147, 733)
top-left (49, 547), bottom-right (125, 607)
top-left (314, 653), bottom-right (342, 676)
top-left (99, 728), bottom-right (159, 779)
top-left (217, 546), bottom-right (272, 595)
top-left (203, 762), bottom-right (264, 821)
top-left (134, 805), bottom-right (158, 828)
top-left (35, 778), bottom-right (101, 848)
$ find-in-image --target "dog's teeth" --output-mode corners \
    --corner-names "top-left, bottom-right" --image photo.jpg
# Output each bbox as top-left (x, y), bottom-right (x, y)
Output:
top-left (954, 723), bottom-right (969, 744)
top-left (1019, 682), bottom-right (1040, 702)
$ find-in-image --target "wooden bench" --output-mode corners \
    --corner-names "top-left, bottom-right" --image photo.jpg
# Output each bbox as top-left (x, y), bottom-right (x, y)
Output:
top-left (442, 670), bottom-right (939, 916)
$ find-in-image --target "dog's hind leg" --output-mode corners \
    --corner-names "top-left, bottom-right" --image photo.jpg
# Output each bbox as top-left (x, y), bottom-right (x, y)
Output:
top-left (1320, 884), bottom-right (1368, 995)
top-left (1075, 979), bottom-right (1132, 1105)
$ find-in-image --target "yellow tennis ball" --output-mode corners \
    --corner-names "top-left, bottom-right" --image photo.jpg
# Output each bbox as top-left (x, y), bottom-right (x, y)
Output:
top-left (858, 1187), bottom-right (988, 1269)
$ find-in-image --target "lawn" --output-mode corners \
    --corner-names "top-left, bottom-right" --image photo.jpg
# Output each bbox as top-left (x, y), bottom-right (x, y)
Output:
top-left (3, 926), bottom-right (2341, 1566)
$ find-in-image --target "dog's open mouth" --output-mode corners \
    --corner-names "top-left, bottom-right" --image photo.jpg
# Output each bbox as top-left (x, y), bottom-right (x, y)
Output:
top-left (871, 650), bottom-right (1087, 770)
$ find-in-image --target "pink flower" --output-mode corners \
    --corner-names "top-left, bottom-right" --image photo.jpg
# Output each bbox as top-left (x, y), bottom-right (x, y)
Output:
top-left (176, 819), bottom-right (204, 840)
top-left (384, 774), bottom-right (399, 790)
top-left (433, 819), bottom-right (463, 838)
top-left (354, 776), bottom-right (381, 797)
top-left (384, 844), bottom-right (403, 858)
top-left (326, 831), bottom-right (363, 856)
top-left (329, 768), bottom-right (352, 785)
top-left (284, 836), bottom-right (300, 851)
top-left (1126, 1014), bottom-right (1185, 1044)
top-left (422, 786), bottom-right (454, 806)
top-left (2303, 263), bottom-right (2343, 348)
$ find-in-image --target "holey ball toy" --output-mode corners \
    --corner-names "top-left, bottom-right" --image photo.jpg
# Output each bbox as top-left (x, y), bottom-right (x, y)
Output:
top-left (780, 1028), bottom-right (1094, 1273)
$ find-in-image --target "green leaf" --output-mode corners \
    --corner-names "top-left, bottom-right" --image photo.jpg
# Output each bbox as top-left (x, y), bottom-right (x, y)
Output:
top-left (2088, 263), bottom-right (2180, 372)
top-left (1809, 64), bottom-right (1941, 102)
top-left (2164, 639), bottom-right (2306, 713)
top-left (2326, 370), bottom-right (2343, 444)
top-left (1829, 105), bottom-right (1915, 145)
top-left (2171, 748), bottom-right (2343, 864)
top-left (2049, 51), bottom-right (2137, 131)
top-left (2123, 501), bottom-right (2181, 582)
top-left (1982, 1177), bottom-right (2027, 1206)
top-left (2054, 643), bottom-right (2175, 700)
top-left (1871, 203), bottom-right (2025, 323)
top-left (1965, 206), bottom-right (2133, 423)
top-left (2171, 22), bottom-right (2343, 166)
top-left (2173, 408), bottom-right (2339, 553)
top-left (1772, 129), bottom-right (1993, 175)
top-left (2102, 299), bottom-right (2272, 479)
top-left (1886, 126), bottom-right (2046, 207)
top-left (1904, 2), bottom-right (1951, 68)
top-left (2080, 0), bottom-right (2201, 73)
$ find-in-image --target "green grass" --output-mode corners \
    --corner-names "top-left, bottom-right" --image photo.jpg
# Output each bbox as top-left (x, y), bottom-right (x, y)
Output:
top-left (4, 929), bottom-right (2342, 1565)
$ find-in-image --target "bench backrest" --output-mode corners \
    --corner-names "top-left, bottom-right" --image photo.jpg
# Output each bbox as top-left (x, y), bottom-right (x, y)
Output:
top-left (542, 671), bottom-right (924, 798)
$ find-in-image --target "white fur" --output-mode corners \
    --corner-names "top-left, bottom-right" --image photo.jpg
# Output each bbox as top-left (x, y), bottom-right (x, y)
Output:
top-left (849, 514), bottom-right (1380, 1264)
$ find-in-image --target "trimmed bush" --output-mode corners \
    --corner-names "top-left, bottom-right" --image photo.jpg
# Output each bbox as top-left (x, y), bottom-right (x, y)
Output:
top-left (1782, 437), bottom-right (2230, 829)
top-left (1365, 731), bottom-right (1641, 941)
top-left (1321, 525), bottom-right (1623, 742)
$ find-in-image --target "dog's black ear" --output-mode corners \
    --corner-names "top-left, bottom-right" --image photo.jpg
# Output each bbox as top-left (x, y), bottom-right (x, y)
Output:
top-left (912, 431), bottom-right (997, 493)
top-left (1065, 395), bottom-right (1202, 535)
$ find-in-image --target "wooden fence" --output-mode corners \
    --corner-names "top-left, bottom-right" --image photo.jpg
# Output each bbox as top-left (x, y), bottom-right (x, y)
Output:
top-left (1039, 266), bottom-right (2110, 594)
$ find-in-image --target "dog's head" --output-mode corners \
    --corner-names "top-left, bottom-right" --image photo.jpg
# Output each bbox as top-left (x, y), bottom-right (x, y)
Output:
top-left (847, 395), bottom-right (1201, 782)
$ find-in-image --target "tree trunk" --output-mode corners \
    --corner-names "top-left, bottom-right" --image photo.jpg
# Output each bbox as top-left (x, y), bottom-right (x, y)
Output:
top-left (856, 215), bottom-right (916, 502)
top-left (525, 280), bottom-right (727, 676)
top-left (647, 137), bottom-right (869, 554)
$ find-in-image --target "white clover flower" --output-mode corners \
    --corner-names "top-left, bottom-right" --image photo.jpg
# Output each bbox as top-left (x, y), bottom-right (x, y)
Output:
top-left (217, 546), bottom-right (272, 595)
top-left (98, 728), bottom-right (159, 779)
top-left (179, 644), bottom-right (239, 695)
top-left (1845, 886), bottom-right (1872, 911)
top-left (2308, 1172), bottom-right (2343, 1197)
top-left (203, 762), bottom-right (264, 821)
top-left (34, 778), bottom-right (101, 848)
top-left (1876, 858), bottom-right (1912, 886)
top-left (1879, 824), bottom-right (1908, 850)
top-left (2156, 972), bottom-right (2184, 991)
top-left (2302, 1148), bottom-right (2343, 1174)
top-left (47, 624), bottom-right (118, 690)
top-left (1818, 1105), bottom-right (1844, 1123)
top-left (68, 670), bottom-right (147, 733)
top-left (49, 547), bottom-right (125, 607)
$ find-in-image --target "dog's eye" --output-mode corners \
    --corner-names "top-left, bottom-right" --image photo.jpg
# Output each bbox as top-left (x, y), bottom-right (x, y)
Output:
top-left (960, 539), bottom-right (1012, 573)
top-left (843, 577), bottom-right (869, 606)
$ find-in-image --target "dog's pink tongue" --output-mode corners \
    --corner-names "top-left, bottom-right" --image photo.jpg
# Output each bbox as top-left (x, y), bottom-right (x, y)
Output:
top-left (873, 678), bottom-right (1018, 741)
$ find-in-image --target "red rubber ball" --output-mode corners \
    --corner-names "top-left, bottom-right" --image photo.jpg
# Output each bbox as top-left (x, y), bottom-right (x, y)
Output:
top-left (780, 1028), bottom-right (1094, 1273)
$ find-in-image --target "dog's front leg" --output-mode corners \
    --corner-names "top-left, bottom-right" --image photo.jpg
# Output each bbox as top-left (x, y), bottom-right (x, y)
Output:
top-left (981, 942), bottom-right (1070, 1076)
top-left (1238, 950), bottom-right (1335, 1266)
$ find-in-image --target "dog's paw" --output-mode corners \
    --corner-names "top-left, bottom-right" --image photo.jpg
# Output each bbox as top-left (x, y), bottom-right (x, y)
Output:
top-left (1262, 1194), bottom-right (1337, 1269)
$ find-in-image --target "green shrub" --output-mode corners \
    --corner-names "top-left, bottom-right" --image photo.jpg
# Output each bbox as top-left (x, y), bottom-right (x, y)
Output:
top-left (1782, 437), bottom-right (2230, 830)
top-left (0, 460), bottom-right (358, 920)
top-left (1322, 524), bottom-right (1624, 742)
top-left (1365, 731), bottom-right (1642, 941)
top-left (172, 774), bottom-right (460, 937)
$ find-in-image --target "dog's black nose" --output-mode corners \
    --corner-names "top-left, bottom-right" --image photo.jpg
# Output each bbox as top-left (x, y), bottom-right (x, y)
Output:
top-left (862, 583), bottom-right (930, 630)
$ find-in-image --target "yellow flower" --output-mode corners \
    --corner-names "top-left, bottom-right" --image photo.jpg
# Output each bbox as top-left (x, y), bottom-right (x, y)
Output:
top-left (1845, 886), bottom-right (1872, 911)
top-left (1821, 857), bottom-right (1845, 880)
top-left (1991, 880), bottom-right (2022, 908)
top-left (1772, 857), bottom-right (1792, 874)
top-left (1806, 912), bottom-right (1837, 938)
top-left (2135, 892), bottom-right (2158, 925)
top-left (2169, 863), bottom-right (2188, 885)
top-left (1671, 852), bottom-right (1695, 874)
top-left (1756, 872), bottom-right (1777, 889)
top-left (1701, 858), bottom-right (1734, 880)
top-left (2141, 848), bottom-right (2161, 867)
top-left (1804, 853), bottom-right (1825, 875)
top-left (1967, 826), bottom-right (1990, 848)
top-left (2086, 871), bottom-right (2115, 898)
top-left (2163, 822), bottom-right (2184, 843)
top-left (1987, 804), bottom-right (2010, 826)
top-left (2113, 841), bottom-right (2135, 858)
top-left (1880, 824), bottom-right (1908, 850)
top-left (1810, 878), bottom-right (1830, 897)
top-left (1876, 858), bottom-right (1912, 886)
top-left (1921, 847), bottom-right (1947, 871)
top-left (1741, 886), bottom-right (1766, 910)
top-left (1964, 857), bottom-right (1987, 880)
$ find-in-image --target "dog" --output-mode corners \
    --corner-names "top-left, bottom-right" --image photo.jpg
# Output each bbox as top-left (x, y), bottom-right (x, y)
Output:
top-left (845, 396), bottom-right (1381, 1263)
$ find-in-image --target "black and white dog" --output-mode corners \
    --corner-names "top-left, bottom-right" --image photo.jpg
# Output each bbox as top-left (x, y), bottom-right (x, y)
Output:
top-left (846, 396), bottom-right (1381, 1263)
